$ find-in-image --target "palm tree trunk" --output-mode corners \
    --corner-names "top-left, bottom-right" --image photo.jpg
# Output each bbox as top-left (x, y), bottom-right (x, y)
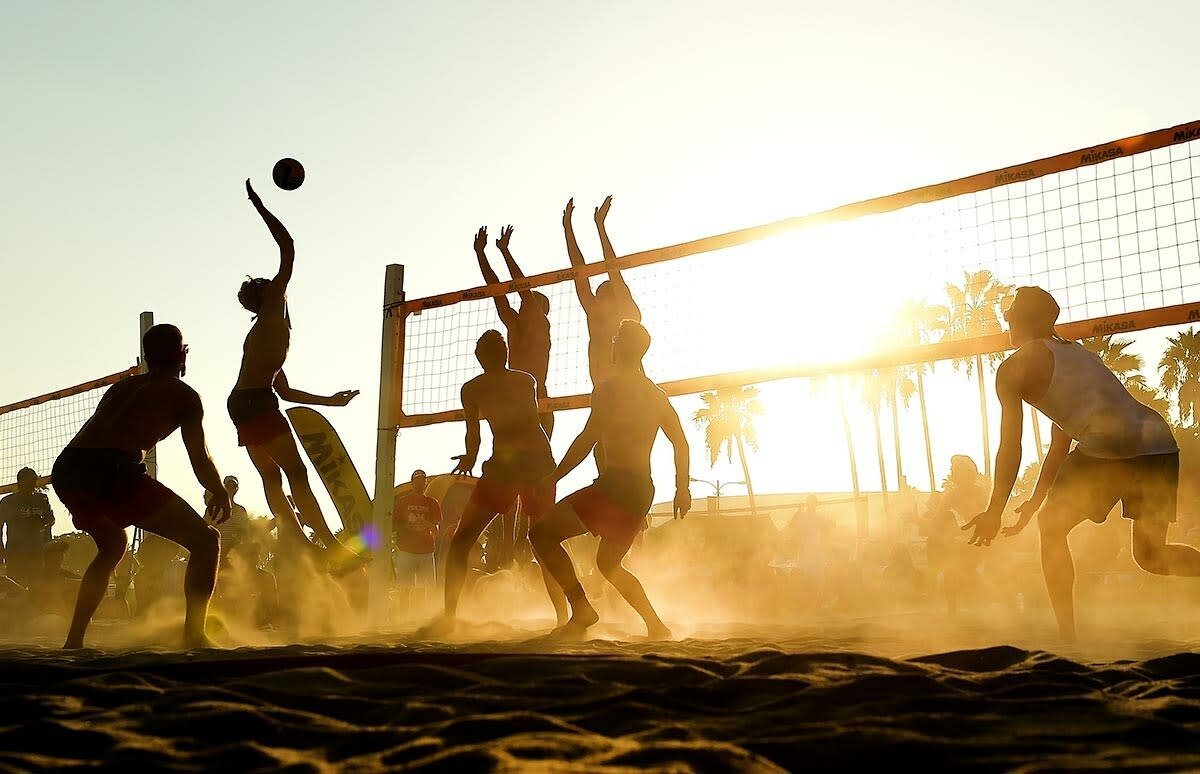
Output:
top-left (889, 390), bottom-right (904, 491)
top-left (975, 354), bottom-right (992, 479)
top-left (837, 378), bottom-right (865, 539)
top-left (733, 430), bottom-right (758, 516)
top-left (873, 408), bottom-right (890, 537)
top-left (917, 369), bottom-right (936, 492)
top-left (1030, 406), bottom-right (1045, 464)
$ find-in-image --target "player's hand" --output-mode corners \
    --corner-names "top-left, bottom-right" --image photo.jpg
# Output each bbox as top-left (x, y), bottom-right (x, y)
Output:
top-left (245, 178), bottom-right (262, 206)
top-left (962, 508), bottom-right (1002, 547)
top-left (451, 455), bottom-right (475, 476)
top-left (473, 226), bottom-right (488, 254)
top-left (1002, 499), bottom-right (1040, 537)
top-left (496, 225), bottom-right (514, 251)
top-left (594, 195), bottom-right (612, 225)
top-left (206, 489), bottom-right (232, 525)
top-left (329, 389), bottom-right (360, 407)
top-left (562, 198), bottom-right (574, 225)
top-left (673, 488), bottom-right (691, 520)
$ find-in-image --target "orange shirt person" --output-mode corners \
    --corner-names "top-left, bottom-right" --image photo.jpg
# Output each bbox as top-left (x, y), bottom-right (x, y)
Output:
top-left (392, 470), bottom-right (442, 591)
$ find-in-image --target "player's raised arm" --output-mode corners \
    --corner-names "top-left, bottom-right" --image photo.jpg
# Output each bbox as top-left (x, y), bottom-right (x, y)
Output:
top-left (562, 198), bottom-right (594, 311)
top-left (246, 179), bottom-right (295, 291)
top-left (964, 358), bottom-right (1025, 546)
top-left (594, 195), bottom-right (637, 317)
top-left (658, 391), bottom-right (692, 519)
top-left (272, 370), bottom-right (359, 407)
top-left (473, 227), bottom-right (516, 324)
top-left (452, 384), bottom-right (481, 476)
top-left (496, 225), bottom-right (535, 306)
top-left (178, 393), bottom-right (230, 523)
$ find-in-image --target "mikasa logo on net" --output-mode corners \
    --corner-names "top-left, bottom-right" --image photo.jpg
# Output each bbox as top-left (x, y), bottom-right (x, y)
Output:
top-left (1174, 126), bottom-right (1200, 143)
top-left (1080, 147), bottom-right (1123, 164)
top-left (995, 168), bottom-right (1036, 185)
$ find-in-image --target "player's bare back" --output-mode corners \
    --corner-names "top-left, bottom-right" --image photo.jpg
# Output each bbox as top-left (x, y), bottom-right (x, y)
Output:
top-left (71, 375), bottom-right (199, 455)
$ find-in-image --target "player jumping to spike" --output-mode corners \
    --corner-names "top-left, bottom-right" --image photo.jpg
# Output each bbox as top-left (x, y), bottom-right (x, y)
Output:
top-left (231, 180), bottom-right (362, 569)
top-left (434, 330), bottom-right (565, 632)
top-left (55, 324), bottom-right (229, 649)
top-left (964, 286), bottom-right (1199, 641)
top-left (473, 225), bottom-right (554, 438)
top-left (530, 319), bottom-right (690, 640)
top-left (563, 196), bottom-right (641, 389)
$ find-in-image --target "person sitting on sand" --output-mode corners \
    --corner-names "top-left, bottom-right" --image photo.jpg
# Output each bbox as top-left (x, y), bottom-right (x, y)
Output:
top-left (964, 286), bottom-right (1200, 641)
top-left (231, 180), bottom-right (361, 571)
top-left (433, 330), bottom-right (562, 632)
top-left (53, 324), bottom-right (230, 649)
top-left (530, 320), bottom-right (691, 640)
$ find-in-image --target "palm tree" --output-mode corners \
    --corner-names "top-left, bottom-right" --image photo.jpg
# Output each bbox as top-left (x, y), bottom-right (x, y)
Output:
top-left (894, 299), bottom-right (948, 491)
top-left (943, 270), bottom-right (1014, 478)
top-left (1159, 328), bottom-right (1200, 426)
top-left (834, 375), bottom-right (865, 538)
top-left (1082, 335), bottom-right (1171, 419)
top-left (692, 386), bottom-right (763, 515)
top-left (880, 367), bottom-right (917, 491)
top-left (860, 369), bottom-right (891, 530)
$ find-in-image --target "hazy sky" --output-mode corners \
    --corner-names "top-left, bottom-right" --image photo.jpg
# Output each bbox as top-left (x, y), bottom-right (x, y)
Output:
top-left (3, 1), bottom-right (1198, 532)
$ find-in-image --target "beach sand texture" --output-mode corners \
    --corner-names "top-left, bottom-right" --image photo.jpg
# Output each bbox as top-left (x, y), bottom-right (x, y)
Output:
top-left (4, 620), bottom-right (1200, 772)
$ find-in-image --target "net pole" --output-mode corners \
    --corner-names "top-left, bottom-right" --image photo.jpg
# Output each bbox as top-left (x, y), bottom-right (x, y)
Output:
top-left (132, 311), bottom-right (155, 552)
top-left (139, 312), bottom-right (157, 480)
top-left (369, 263), bottom-right (405, 624)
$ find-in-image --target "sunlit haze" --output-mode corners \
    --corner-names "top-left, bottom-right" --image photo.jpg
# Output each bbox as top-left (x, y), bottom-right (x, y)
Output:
top-left (2, 1), bottom-right (1197, 531)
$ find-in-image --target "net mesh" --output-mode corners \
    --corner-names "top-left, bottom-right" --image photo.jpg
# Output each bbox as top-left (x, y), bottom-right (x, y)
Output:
top-left (400, 124), bottom-right (1200, 421)
top-left (0, 371), bottom-right (134, 490)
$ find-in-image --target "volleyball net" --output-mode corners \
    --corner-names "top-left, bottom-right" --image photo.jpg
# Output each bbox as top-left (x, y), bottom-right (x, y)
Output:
top-left (0, 368), bottom-right (139, 494)
top-left (0, 312), bottom-right (154, 495)
top-left (389, 119), bottom-right (1200, 428)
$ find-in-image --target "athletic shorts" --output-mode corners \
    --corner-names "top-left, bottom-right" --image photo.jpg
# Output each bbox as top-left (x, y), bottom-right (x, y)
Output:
top-left (1044, 450), bottom-right (1179, 524)
top-left (464, 477), bottom-right (556, 528)
top-left (52, 447), bottom-right (175, 532)
top-left (392, 551), bottom-right (436, 587)
top-left (227, 388), bottom-right (291, 447)
top-left (567, 471), bottom-right (655, 544)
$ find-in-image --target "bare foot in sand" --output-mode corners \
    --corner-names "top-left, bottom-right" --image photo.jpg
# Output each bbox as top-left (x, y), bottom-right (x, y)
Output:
top-left (184, 632), bottom-right (219, 650)
top-left (547, 605), bottom-right (600, 640)
top-left (416, 615), bottom-right (459, 640)
top-left (645, 623), bottom-right (673, 641)
top-left (62, 637), bottom-right (84, 650)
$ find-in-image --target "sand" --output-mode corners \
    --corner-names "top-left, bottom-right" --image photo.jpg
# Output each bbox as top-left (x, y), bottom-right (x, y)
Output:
top-left (3, 614), bottom-right (1200, 772)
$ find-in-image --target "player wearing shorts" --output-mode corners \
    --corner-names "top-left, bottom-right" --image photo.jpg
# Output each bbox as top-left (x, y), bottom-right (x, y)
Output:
top-left (964, 286), bottom-right (1200, 640)
top-left (54, 324), bottom-right (230, 649)
top-left (438, 330), bottom-right (560, 629)
top-left (473, 225), bottom-right (554, 569)
top-left (233, 179), bottom-right (360, 568)
top-left (530, 320), bottom-right (691, 639)
top-left (563, 196), bottom-right (642, 473)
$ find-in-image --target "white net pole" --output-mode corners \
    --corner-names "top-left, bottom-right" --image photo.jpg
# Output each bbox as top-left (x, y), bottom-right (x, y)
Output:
top-left (139, 311), bottom-right (157, 480)
top-left (369, 263), bottom-right (405, 624)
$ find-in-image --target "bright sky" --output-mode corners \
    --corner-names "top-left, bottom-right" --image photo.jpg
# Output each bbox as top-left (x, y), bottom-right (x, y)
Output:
top-left (3, 1), bottom-right (1198, 534)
